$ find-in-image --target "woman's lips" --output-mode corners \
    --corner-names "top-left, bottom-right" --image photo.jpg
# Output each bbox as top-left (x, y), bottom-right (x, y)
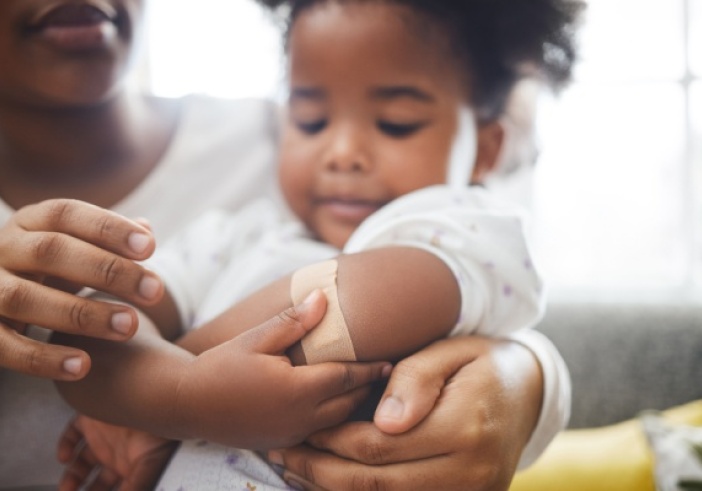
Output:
top-left (27, 2), bottom-right (119, 51)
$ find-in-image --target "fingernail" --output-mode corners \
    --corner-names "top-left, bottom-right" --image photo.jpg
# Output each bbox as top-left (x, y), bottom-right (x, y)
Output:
top-left (63, 357), bottom-right (83, 375)
top-left (111, 311), bottom-right (133, 335)
top-left (381, 363), bottom-right (393, 378)
top-left (128, 232), bottom-right (151, 254)
top-left (298, 289), bottom-right (322, 312)
top-left (139, 275), bottom-right (161, 300)
top-left (376, 396), bottom-right (404, 421)
top-left (267, 450), bottom-right (284, 466)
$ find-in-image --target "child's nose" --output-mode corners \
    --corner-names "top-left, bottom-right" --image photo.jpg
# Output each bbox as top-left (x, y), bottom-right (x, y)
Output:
top-left (324, 127), bottom-right (371, 173)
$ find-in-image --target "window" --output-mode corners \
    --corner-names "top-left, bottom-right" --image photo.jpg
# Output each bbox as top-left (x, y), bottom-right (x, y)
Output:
top-left (531, 0), bottom-right (698, 300)
top-left (142, 0), bottom-right (701, 301)
top-left (143, 0), bottom-right (283, 99)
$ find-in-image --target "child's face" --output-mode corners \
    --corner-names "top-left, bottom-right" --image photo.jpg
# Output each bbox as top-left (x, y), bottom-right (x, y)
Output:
top-left (279, 1), bottom-right (486, 249)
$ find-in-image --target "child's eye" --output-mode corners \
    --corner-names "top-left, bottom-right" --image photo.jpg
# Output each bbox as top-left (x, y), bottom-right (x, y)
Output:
top-left (296, 119), bottom-right (327, 135)
top-left (377, 121), bottom-right (428, 138)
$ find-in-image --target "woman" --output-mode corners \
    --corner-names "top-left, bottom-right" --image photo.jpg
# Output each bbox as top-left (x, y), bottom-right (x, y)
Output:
top-left (0, 0), bottom-right (567, 489)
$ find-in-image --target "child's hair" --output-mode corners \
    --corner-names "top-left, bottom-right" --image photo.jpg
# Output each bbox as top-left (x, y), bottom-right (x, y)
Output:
top-left (257, 0), bottom-right (585, 121)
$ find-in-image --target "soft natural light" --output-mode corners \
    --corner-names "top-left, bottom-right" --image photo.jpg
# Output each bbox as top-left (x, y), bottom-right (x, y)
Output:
top-left (144, 0), bottom-right (284, 99)
top-left (141, 0), bottom-right (702, 301)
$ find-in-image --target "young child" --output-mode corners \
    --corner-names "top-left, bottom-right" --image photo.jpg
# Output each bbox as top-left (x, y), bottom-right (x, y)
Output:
top-left (58, 0), bottom-right (582, 489)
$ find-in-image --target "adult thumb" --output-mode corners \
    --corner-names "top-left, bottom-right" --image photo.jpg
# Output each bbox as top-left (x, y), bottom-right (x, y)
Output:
top-left (373, 338), bottom-right (477, 434)
top-left (240, 289), bottom-right (327, 355)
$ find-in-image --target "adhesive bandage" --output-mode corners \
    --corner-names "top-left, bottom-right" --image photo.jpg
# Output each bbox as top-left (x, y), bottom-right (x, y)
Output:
top-left (290, 259), bottom-right (357, 364)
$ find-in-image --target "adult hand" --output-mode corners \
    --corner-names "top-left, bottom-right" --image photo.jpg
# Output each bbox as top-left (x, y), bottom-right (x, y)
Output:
top-left (0, 199), bottom-right (164, 380)
top-left (174, 290), bottom-right (393, 449)
top-left (269, 336), bottom-right (543, 491)
top-left (57, 415), bottom-right (176, 491)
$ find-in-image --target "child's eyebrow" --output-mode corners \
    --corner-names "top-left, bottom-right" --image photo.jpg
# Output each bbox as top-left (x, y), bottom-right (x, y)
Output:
top-left (370, 86), bottom-right (435, 103)
top-left (290, 87), bottom-right (326, 101)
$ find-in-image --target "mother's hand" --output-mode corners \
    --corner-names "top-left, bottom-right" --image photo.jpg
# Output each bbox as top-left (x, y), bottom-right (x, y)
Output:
top-left (269, 336), bottom-right (543, 491)
top-left (0, 199), bottom-right (163, 380)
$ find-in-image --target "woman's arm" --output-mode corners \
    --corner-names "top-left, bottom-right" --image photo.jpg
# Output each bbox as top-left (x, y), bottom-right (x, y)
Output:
top-left (270, 335), bottom-right (549, 491)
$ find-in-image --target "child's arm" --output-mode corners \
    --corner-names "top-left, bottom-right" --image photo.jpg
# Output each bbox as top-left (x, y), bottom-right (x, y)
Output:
top-left (178, 246), bottom-right (461, 363)
top-left (55, 292), bottom-right (391, 449)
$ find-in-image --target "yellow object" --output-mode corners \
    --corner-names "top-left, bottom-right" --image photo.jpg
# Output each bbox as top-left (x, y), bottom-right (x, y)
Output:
top-left (510, 400), bottom-right (702, 491)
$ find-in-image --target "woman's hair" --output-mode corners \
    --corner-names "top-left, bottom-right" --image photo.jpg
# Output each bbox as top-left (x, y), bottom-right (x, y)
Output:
top-left (256, 0), bottom-right (585, 120)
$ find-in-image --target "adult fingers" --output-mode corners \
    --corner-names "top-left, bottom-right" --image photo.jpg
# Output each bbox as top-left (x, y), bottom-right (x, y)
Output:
top-left (272, 445), bottom-right (469, 491)
top-left (373, 337), bottom-right (485, 434)
top-left (2, 231), bottom-right (163, 307)
top-left (0, 322), bottom-right (91, 380)
top-left (238, 290), bottom-right (326, 355)
top-left (306, 419), bottom-right (451, 465)
top-left (10, 199), bottom-right (155, 260)
top-left (0, 277), bottom-right (143, 340)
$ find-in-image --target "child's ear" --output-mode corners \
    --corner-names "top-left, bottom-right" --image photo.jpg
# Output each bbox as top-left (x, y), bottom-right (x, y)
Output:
top-left (470, 120), bottom-right (504, 185)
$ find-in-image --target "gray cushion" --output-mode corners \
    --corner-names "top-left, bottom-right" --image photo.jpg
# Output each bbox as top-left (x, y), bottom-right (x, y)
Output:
top-left (537, 302), bottom-right (702, 428)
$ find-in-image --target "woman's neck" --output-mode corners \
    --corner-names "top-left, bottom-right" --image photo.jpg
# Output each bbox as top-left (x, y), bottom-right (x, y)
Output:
top-left (0, 92), bottom-right (180, 210)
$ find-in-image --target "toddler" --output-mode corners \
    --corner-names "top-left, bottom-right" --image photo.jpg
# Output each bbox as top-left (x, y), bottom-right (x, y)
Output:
top-left (59, 0), bottom-right (583, 489)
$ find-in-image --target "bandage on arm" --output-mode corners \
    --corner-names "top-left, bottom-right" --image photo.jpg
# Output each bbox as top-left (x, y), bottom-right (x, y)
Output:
top-left (178, 246), bottom-right (461, 365)
top-left (289, 246), bottom-right (461, 364)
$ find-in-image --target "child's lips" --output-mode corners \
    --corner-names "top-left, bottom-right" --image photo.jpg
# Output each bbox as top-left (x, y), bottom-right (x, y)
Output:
top-left (317, 198), bottom-right (385, 223)
top-left (26, 2), bottom-right (119, 51)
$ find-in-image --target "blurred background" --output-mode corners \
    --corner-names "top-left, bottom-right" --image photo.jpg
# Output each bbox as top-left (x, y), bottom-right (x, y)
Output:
top-left (138, 0), bottom-right (702, 302)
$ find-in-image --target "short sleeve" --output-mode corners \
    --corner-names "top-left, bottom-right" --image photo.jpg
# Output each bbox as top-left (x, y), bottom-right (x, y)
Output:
top-left (509, 329), bottom-right (572, 469)
top-left (344, 185), bottom-right (545, 337)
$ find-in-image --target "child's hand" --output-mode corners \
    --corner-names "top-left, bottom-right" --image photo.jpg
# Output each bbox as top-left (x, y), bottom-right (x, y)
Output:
top-left (174, 290), bottom-right (392, 449)
top-left (57, 415), bottom-right (177, 491)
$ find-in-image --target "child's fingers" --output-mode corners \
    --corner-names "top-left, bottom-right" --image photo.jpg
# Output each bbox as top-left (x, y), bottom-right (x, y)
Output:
top-left (306, 361), bottom-right (392, 402)
top-left (238, 290), bottom-right (327, 355)
top-left (311, 384), bottom-right (375, 429)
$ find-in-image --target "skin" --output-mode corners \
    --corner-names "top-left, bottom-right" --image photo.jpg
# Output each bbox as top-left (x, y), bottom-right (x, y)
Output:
top-left (0, 0), bottom-right (394, 479)
top-left (58, 3), bottom-right (545, 490)
top-left (279, 1), bottom-right (502, 249)
top-left (0, 0), bottom-right (178, 379)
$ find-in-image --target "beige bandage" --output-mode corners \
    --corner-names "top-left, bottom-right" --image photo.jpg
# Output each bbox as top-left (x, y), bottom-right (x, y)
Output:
top-left (290, 259), bottom-right (356, 364)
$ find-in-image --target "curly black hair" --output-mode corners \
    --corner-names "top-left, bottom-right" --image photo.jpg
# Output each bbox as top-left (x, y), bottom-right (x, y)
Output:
top-left (256, 0), bottom-right (585, 120)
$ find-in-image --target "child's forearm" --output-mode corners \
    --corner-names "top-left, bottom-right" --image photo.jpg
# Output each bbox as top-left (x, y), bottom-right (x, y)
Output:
top-left (180, 246), bottom-right (461, 363)
top-left (54, 313), bottom-right (195, 437)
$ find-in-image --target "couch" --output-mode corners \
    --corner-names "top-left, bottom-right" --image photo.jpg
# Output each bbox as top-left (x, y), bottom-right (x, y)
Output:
top-left (510, 300), bottom-right (702, 490)
top-left (537, 301), bottom-right (702, 429)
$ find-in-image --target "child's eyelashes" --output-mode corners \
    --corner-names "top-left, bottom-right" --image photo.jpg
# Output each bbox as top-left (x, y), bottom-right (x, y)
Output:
top-left (377, 121), bottom-right (428, 138)
top-left (292, 119), bottom-right (428, 137)
top-left (296, 119), bottom-right (327, 135)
